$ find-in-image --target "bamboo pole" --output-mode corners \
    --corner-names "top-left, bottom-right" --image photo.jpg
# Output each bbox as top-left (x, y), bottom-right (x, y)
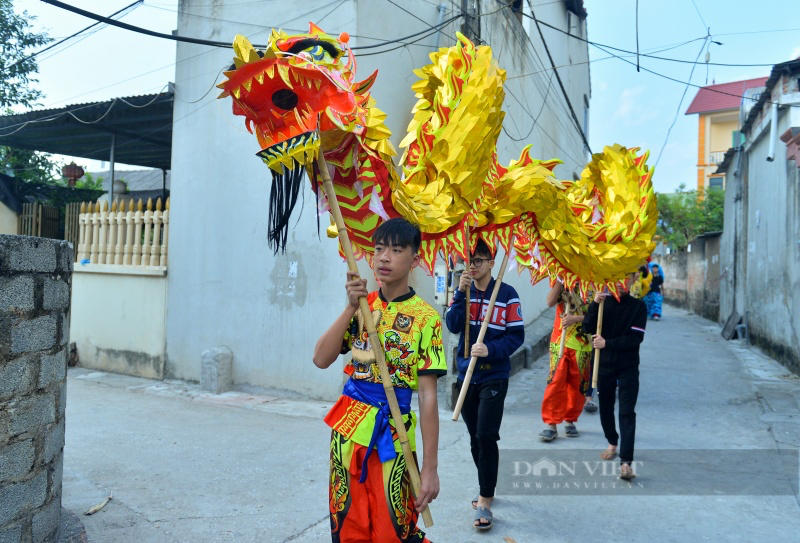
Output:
top-left (316, 152), bottom-right (434, 528)
top-left (557, 303), bottom-right (571, 359)
top-left (591, 298), bottom-right (605, 389)
top-left (464, 225), bottom-right (470, 358)
top-left (452, 244), bottom-right (513, 421)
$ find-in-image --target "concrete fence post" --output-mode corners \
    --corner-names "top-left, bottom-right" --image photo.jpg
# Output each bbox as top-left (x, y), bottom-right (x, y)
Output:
top-left (0, 235), bottom-right (72, 543)
top-left (201, 346), bottom-right (233, 394)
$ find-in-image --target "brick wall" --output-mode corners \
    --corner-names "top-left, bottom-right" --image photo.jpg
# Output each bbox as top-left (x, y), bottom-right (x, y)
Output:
top-left (0, 236), bottom-right (72, 543)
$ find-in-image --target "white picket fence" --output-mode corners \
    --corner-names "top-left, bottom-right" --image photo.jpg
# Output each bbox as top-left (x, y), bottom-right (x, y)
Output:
top-left (76, 198), bottom-right (170, 267)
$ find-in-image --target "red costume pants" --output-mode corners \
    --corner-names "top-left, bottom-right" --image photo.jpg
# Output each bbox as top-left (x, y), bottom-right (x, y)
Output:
top-left (541, 344), bottom-right (591, 425)
top-left (329, 431), bottom-right (430, 543)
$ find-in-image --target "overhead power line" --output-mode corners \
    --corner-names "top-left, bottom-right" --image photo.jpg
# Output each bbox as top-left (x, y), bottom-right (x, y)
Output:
top-left (520, 11), bottom-right (779, 68)
top-left (39, 0), bottom-right (461, 52)
top-left (528, 8), bottom-right (592, 154)
top-left (3, 1), bottom-right (142, 74)
top-left (385, 0), bottom-right (452, 43)
top-left (589, 41), bottom-right (800, 111)
top-left (357, 26), bottom-right (444, 57)
top-left (39, 0), bottom-right (789, 70)
top-left (352, 14), bottom-right (461, 49)
top-left (689, 0), bottom-right (708, 32)
top-left (654, 37), bottom-right (709, 168)
top-left (40, 0), bottom-right (239, 48)
top-left (492, 4), bottom-right (588, 149)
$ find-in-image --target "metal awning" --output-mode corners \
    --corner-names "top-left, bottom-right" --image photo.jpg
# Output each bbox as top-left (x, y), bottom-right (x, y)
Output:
top-left (0, 91), bottom-right (174, 171)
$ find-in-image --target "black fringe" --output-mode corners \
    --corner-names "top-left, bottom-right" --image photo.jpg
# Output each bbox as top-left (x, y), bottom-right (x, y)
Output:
top-left (268, 160), bottom-right (306, 253)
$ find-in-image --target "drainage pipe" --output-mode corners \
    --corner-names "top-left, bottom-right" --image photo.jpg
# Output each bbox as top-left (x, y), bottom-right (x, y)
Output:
top-left (767, 101), bottom-right (778, 162)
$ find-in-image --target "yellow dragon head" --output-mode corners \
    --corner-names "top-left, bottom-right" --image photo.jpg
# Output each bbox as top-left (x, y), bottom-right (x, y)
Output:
top-left (218, 23), bottom-right (378, 171)
top-left (218, 24), bottom-right (384, 250)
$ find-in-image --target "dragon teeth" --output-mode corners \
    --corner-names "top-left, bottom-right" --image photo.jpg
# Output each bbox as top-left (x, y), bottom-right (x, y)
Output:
top-left (278, 65), bottom-right (293, 88)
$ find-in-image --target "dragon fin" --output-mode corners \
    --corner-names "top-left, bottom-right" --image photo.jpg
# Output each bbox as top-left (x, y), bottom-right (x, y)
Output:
top-left (354, 70), bottom-right (378, 95)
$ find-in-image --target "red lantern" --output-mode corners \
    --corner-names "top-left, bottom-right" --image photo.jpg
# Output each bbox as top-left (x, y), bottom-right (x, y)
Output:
top-left (62, 162), bottom-right (84, 187)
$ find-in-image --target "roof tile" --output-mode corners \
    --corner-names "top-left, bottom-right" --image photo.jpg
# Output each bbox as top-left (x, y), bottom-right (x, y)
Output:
top-left (685, 77), bottom-right (767, 115)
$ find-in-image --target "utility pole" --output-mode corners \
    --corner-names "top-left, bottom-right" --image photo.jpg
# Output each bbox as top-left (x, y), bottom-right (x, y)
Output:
top-left (461, 0), bottom-right (480, 42)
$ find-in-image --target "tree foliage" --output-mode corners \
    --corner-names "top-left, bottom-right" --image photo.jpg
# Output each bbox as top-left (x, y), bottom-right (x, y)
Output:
top-left (1, 145), bottom-right (60, 184)
top-left (73, 171), bottom-right (105, 191)
top-left (0, 0), bottom-right (51, 109)
top-left (0, 2), bottom-right (63, 190)
top-left (656, 183), bottom-right (725, 250)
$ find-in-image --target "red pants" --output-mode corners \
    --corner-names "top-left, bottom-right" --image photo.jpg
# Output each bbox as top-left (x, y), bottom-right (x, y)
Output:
top-left (541, 345), bottom-right (590, 425)
top-left (329, 431), bottom-right (430, 543)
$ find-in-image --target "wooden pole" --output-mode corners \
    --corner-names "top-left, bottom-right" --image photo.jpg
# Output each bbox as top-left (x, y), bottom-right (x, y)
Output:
top-left (591, 298), bottom-right (605, 389)
top-left (452, 244), bottom-right (513, 421)
top-left (464, 225), bottom-right (470, 358)
top-left (557, 303), bottom-right (571, 359)
top-left (315, 153), bottom-right (433, 527)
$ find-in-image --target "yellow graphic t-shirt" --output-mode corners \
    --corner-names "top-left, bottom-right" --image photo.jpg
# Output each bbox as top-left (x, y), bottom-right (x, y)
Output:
top-left (324, 289), bottom-right (446, 453)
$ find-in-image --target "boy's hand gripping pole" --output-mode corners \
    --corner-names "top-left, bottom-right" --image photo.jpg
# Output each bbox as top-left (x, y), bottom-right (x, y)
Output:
top-left (452, 241), bottom-right (513, 421)
top-left (316, 152), bottom-right (434, 527)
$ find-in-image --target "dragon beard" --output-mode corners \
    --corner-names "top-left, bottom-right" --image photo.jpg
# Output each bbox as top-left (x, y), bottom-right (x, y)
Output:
top-left (267, 160), bottom-right (306, 253)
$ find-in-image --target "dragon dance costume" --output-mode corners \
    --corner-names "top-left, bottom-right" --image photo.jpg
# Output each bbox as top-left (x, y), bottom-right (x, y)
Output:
top-left (542, 290), bottom-right (593, 426)
top-left (324, 290), bottom-right (445, 542)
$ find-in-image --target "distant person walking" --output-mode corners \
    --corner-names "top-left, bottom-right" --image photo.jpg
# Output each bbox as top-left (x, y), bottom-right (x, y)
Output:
top-left (630, 264), bottom-right (652, 300)
top-left (644, 263), bottom-right (663, 320)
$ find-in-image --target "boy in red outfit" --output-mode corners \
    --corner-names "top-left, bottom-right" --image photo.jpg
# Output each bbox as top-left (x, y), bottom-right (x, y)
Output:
top-left (539, 282), bottom-right (592, 442)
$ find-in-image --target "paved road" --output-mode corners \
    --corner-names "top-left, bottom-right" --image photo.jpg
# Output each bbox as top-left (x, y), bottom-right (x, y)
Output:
top-left (62, 305), bottom-right (800, 542)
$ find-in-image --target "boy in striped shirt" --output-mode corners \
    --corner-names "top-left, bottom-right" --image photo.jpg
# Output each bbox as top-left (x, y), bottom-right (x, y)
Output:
top-left (445, 239), bottom-right (524, 530)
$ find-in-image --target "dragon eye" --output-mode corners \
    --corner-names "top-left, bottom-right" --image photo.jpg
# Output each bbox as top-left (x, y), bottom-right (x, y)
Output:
top-left (309, 45), bottom-right (327, 61)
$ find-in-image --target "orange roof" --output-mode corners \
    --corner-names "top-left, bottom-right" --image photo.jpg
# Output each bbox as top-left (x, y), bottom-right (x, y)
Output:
top-left (685, 77), bottom-right (767, 115)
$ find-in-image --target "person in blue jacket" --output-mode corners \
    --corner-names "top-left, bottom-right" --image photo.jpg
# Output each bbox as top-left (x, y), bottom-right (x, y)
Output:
top-left (445, 239), bottom-right (525, 530)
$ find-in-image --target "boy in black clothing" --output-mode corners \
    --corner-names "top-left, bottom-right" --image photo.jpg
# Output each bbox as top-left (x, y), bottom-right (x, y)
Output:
top-left (582, 273), bottom-right (647, 479)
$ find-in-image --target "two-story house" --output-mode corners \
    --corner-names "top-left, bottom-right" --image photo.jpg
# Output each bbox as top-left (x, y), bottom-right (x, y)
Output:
top-left (685, 77), bottom-right (767, 191)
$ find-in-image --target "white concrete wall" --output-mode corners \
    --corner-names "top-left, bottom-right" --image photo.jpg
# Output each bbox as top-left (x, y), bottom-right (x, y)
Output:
top-left (167, 0), bottom-right (591, 399)
top-left (728, 74), bottom-right (800, 371)
top-left (0, 202), bottom-right (17, 235)
top-left (168, 0), bottom-right (360, 400)
top-left (71, 267), bottom-right (168, 379)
